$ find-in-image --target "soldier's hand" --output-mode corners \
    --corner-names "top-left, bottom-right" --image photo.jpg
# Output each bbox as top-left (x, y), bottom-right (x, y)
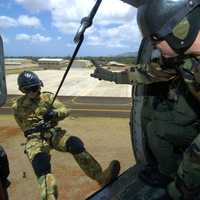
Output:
top-left (43, 109), bottom-right (58, 122)
top-left (90, 67), bottom-right (114, 81)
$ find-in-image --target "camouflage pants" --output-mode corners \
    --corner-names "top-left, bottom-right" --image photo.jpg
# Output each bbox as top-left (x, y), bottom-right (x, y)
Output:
top-left (147, 96), bottom-right (200, 199)
top-left (147, 120), bottom-right (199, 176)
top-left (24, 127), bottom-right (103, 200)
top-left (25, 128), bottom-right (71, 200)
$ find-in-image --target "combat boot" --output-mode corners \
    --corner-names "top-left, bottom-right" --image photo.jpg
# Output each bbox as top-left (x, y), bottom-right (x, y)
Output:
top-left (73, 151), bottom-right (120, 186)
top-left (96, 160), bottom-right (121, 186)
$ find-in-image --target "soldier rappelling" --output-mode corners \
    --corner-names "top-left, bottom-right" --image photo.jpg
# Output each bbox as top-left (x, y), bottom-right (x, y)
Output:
top-left (12, 71), bottom-right (120, 200)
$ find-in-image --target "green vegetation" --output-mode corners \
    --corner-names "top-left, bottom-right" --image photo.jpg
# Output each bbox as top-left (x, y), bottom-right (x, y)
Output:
top-left (80, 56), bottom-right (137, 65)
top-left (6, 66), bottom-right (41, 75)
top-left (5, 55), bottom-right (137, 65)
top-left (5, 56), bottom-right (39, 62)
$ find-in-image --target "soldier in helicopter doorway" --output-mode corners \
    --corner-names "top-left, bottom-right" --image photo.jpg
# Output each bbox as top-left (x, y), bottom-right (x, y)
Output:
top-left (92, 0), bottom-right (200, 199)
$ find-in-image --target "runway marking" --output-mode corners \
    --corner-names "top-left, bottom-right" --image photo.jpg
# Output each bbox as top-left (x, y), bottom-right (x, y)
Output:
top-left (71, 96), bottom-right (78, 103)
top-left (2, 95), bottom-right (132, 117)
top-left (0, 106), bottom-right (130, 112)
top-left (6, 95), bottom-right (132, 107)
top-left (72, 108), bottom-right (130, 112)
top-left (71, 97), bottom-right (132, 106)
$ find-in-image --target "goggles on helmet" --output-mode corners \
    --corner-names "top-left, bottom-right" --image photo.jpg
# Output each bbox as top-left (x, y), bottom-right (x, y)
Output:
top-left (24, 85), bottom-right (41, 93)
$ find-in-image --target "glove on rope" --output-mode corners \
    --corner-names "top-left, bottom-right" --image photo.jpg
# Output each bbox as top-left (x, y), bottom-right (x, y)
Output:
top-left (43, 109), bottom-right (58, 122)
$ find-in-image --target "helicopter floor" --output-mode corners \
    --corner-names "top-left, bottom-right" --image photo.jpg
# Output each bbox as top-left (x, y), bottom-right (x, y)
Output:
top-left (86, 163), bottom-right (169, 200)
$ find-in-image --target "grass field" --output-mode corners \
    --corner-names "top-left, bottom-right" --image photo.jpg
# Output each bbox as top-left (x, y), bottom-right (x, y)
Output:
top-left (0, 115), bottom-right (134, 200)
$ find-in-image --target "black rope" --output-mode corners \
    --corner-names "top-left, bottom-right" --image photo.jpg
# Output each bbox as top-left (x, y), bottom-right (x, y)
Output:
top-left (50, 38), bottom-right (84, 106)
top-left (50, 0), bottom-right (102, 106)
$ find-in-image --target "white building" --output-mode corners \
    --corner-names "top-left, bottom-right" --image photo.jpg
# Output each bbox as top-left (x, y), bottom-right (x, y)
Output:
top-left (72, 60), bottom-right (93, 68)
top-left (38, 58), bottom-right (68, 69)
top-left (5, 58), bottom-right (36, 69)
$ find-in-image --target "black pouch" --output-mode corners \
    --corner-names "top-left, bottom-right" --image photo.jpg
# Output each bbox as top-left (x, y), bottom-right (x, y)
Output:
top-left (0, 145), bottom-right (10, 188)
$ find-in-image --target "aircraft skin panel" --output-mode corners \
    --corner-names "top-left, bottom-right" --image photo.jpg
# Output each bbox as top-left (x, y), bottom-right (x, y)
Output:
top-left (86, 164), bottom-right (167, 200)
top-left (132, 95), bottom-right (146, 163)
top-left (0, 35), bottom-right (6, 106)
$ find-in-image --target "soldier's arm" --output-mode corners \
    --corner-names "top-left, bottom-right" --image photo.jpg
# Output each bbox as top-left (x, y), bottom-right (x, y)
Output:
top-left (13, 110), bottom-right (26, 132)
top-left (91, 63), bottom-right (177, 85)
top-left (11, 101), bottom-right (26, 132)
top-left (91, 67), bottom-right (131, 84)
top-left (51, 98), bottom-right (71, 120)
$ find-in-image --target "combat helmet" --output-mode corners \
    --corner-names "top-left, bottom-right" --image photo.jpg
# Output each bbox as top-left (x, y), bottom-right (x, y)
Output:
top-left (17, 71), bottom-right (43, 93)
top-left (133, 0), bottom-right (200, 54)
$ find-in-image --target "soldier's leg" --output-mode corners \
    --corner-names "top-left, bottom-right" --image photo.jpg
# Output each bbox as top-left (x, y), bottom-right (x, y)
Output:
top-left (168, 133), bottom-right (200, 200)
top-left (147, 120), bottom-right (198, 177)
top-left (51, 129), bottom-right (120, 186)
top-left (25, 138), bottom-right (58, 200)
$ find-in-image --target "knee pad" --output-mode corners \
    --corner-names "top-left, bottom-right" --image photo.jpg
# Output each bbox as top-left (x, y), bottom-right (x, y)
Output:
top-left (66, 136), bottom-right (85, 154)
top-left (32, 153), bottom-right (51, 178)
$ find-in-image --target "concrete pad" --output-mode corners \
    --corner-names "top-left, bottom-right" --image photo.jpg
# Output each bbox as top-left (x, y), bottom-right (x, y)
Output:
top-left (6, 69), bottom-right (132, 97)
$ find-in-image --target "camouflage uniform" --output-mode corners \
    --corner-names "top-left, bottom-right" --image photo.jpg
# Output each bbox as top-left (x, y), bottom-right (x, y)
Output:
top-left (12, 91), bottom-right (120, 200)
top-left (92, 55), bottom-right (200, 199)
top-left (148, 58), bottom-right (200, 199)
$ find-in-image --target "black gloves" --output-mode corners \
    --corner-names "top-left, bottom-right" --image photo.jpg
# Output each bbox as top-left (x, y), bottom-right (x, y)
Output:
top-left (43, 109), bottom-right (58, 122)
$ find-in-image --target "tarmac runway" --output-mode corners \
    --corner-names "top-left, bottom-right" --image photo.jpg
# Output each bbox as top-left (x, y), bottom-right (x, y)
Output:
top-left (1, 95), bottom-right (132, 117)
top-left (6, 69), bottom-right (132, 97)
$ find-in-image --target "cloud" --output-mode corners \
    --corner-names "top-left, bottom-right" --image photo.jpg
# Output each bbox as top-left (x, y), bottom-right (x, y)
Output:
top-left (16, 33), bottom-right (51, 42)
top-left (16, 33), bottom-right (30, 40)
top-left (87, 18), bottom-right (141, 49)
top-left (15, 0), bottom-right (51, 12)
top-left (0, 15), bottom-right (41, 29)
top-left (48, 0), bottom-right (140, 49)
top-left (18, 15), bottom-right (41, 27)
top-left (52, 21), bottom-right (79, 34)
top-left (15, 0), bottom-right (141, 50)
top-left (96, 0), bottom-right (136, 25)
top-left (31, 34), bottom-right (51, 42)
top-left (0, 16), bottom-right (17, 28)
top-left (48, 0), bottom-right (136, 33)
top-left (16, 0), bottom-right (137, 33)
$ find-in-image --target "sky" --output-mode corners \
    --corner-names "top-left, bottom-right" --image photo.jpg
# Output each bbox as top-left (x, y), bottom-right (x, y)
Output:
top-left (0, 0), bottom-right (141, 57)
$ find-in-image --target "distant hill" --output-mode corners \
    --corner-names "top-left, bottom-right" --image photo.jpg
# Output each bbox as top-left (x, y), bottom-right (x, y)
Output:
top-left (117, 49), bottom-right (161, 59)
top-left (116, 52), bottom-right (138, 57)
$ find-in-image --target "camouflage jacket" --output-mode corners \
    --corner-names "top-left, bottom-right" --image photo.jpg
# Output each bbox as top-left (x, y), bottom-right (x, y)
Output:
top-left (178, 58), bottom-right (200, 103)
top-left (121, 62), bottom-right (178, 85)
top-left (12, 92), bottom-right (70, 133)
top-left (113, 57), bottom-right (199, 83)
top-left (114, 57), bottom-right (200, 102)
